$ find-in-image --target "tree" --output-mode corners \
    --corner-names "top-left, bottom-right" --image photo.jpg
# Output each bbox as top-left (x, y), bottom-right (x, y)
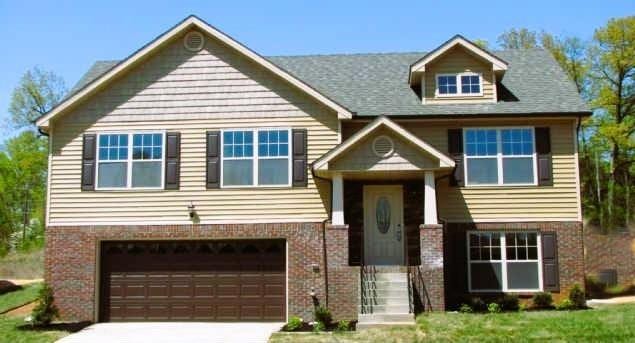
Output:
top-left (472, 39), bottom-right (489, 50)
top-left (540, 33), bottom-right (590, 94)
top-left (588, 16), bottom-right (635, 229)
top-left (8, 67), bottom-right (66, 129)
top-left (497, 28), bottom-right (538, 49)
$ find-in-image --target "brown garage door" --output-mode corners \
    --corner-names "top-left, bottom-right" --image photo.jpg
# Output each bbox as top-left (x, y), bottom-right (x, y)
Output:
top-left (99, 240), bottom-right (285, 322)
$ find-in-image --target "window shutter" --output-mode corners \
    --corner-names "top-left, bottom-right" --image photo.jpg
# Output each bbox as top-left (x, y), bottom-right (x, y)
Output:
top-left (81, 134), bottom-right (97, 191)
top-left (164, 132), bottom-right (181, 190)
top-left (292, 129), bottom-right (307, 187)
top-left (448, 129), bottom-right (464, 186)
top-left (535, 127), bottom-right (553, 186)
top-left (541, 232), bottom-right (560, 292)
top-left (206, 131), bottom-right (220, 189)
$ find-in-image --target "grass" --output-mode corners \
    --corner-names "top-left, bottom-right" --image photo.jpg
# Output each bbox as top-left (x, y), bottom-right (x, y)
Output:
top-left (0, 249), bottom-right (44, 280)
top-left (0, 282), bottom-right (42, 313)
top-left (269, 304), bottom-right (635, 342)
top-left (0, 282), bottom-right (72, 342)
top-left (0, 316), bottom-right (70, 343)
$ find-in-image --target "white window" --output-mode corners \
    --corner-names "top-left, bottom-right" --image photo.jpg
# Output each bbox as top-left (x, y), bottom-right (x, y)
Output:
top-left (467, 231), bottom-right (542, 292)
top-left (464, 128), bottom-right (536, 186)
top-left (96, 132), bottom-right (164, 189)
top-left (436, 73), bottom-right (482, 97)
top-left (221, 128), bottom-right (291, 187)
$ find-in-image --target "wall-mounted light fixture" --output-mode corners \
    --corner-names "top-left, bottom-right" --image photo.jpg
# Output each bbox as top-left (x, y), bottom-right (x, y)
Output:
top-left (187, 201), bottom-right (196, 219)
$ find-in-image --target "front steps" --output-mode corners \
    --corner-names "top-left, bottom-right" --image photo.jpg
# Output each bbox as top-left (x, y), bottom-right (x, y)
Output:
top-left (357, 266), bottom-right (414, 328)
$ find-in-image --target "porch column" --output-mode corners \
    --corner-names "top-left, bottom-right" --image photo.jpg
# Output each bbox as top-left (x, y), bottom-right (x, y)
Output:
top-left (332, 173), bottom-right (345, 225)
top-left (424, 170), bottom-right (438, 225)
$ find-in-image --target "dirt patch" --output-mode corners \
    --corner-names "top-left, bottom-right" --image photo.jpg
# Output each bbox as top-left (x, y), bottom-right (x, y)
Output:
top-left (4, 301), bottom-right (37, 317)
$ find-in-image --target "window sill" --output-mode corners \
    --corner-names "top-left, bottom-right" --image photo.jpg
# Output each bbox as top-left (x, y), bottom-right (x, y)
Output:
top-left (462, 184), bottom-right (538, 189)
top-left (435, 93), bottom-right (483, 98)
top-left (93, 188), bottom-right (166, 192)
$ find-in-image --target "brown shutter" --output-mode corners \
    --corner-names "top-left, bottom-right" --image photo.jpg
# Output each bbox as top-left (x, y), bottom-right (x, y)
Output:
top-left (206, 131), bottom-right (221, 189)
top-left (292, 129), bottom-right (307, 187)
top-left (164, 132), bottom-right (180, 190)
top-left (81, 134), bottom-right (97, 191)
top-left (448, 129), bottom-right (464, 186)
top-left (535, 127), bottom-right (553, 186)
top-left (541, 232), bottom-right (560, 292)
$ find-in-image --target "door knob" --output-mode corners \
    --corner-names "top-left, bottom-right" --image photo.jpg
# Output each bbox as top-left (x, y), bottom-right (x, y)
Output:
top-left (395, 224), bottom-right (402, 241)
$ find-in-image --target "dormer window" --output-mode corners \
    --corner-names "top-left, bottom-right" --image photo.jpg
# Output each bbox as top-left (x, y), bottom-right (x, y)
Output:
top-left (435, 73), bottom-right (482, 97)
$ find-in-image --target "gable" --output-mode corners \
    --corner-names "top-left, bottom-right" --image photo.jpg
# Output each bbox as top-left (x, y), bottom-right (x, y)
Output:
top-left (37, 16), bottom-right (353, 131)
top-left (330, 127), bottom-right (437, 171)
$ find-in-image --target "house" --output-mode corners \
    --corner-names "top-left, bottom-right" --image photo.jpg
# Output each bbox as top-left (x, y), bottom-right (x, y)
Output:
top-left (36, 16), bottom-right (589, 324)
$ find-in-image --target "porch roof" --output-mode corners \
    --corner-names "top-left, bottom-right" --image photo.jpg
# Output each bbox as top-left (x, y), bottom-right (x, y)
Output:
top-left (313, 116), bottom-right (455, 178)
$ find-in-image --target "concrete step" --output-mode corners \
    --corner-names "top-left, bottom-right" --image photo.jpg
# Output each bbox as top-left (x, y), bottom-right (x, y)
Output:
top-left (358, 304), bottom-right (410, 313)
top-left (364, 265), bottom-right (408, 273)
top-left (361, 288), bottom-right (409, 298)
top-left (362, 280), bottom-right (408, 288)
top-left (360, 296), bottom-right (410, 306)
top-left (357, 313), bottom-right (414, 329)
top-left (365, 272), bottom-right (408, 281)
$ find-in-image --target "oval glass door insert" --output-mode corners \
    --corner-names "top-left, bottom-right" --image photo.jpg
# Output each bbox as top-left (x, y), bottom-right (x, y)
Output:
top-left (376, 196), bottom-right (391, 234)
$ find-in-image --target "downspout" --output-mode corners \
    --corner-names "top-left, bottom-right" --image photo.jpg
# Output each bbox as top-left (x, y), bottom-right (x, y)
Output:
top-left (312, 165), bottom-right (331, 308)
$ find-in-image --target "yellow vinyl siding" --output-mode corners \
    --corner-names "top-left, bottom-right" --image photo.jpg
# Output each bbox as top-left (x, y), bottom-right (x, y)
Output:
top-left (343, 118), bottom-right (579, 221)
top-left (48, 31), bottom-right (337, 225)
top-left (424, 46), bottom-right (495, 103)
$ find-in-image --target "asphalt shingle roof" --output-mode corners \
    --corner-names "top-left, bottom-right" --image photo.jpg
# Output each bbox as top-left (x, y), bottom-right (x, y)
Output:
top-left (70, 49), bottom-right (589, 117)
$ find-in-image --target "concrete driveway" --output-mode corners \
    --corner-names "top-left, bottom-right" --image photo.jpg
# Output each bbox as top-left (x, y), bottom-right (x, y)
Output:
top-left (57, 322), bottom-right (283, 343)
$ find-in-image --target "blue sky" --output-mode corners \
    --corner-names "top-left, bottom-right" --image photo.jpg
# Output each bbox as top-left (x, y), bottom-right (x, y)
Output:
top-left (0, 0), bottom-right (633, 136)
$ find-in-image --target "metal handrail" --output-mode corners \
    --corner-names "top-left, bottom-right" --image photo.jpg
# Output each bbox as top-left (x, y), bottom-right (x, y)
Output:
top-left (408, 265), bottom-right (433, 313)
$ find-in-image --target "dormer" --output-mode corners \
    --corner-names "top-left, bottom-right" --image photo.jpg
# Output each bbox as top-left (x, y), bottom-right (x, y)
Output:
top-left (409, 35), bottom-right (508, 104)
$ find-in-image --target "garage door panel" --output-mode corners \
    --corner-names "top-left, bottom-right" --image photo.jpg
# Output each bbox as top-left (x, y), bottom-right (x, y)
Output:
top-left (100, 239), bottom-right (285, 322)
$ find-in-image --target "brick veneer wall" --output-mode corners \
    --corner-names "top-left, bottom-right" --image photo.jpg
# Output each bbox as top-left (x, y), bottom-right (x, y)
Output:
top-left (444, 221), bottom-right (584, 308)
top-left (324, 224), bottom-right (358, 319)
top-left (419, 224), bottom-right (445, 311)
top-left (45, 223), bottom-right (330, 322)
top-left (584, 230), bottom-right (635, 285)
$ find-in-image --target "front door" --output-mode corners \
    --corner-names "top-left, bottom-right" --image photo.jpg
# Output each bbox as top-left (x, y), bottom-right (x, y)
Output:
top-left (363, 185), bottom-right (404, 265)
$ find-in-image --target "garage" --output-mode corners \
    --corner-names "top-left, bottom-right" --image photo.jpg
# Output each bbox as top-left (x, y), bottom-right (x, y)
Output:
top-left (99, 240), bottom-right (286, 322)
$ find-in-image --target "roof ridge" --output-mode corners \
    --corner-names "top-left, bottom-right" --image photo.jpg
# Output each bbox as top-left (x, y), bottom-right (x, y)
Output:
top-left (266, 51), bottom-right (427, 58)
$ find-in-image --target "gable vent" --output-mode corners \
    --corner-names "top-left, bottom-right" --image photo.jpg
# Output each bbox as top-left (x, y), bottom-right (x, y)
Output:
top-left (373, 135), bottom-right (394, 158)
top-left (184, 31), bottom-right (205, 52)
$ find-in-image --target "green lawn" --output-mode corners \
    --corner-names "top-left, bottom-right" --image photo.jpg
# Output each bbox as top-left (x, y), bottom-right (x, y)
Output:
top-left (0, 282), bottom-right (42, 313)
top-left (270, 304), bottom-right (635, 342)
top-left (0, 282), bottom-right (71, 342)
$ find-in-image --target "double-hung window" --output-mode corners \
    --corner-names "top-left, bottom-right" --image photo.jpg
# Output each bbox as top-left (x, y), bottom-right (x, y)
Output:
top-left (468, 231), bottom-right (542, 292)
top-left (464, 128), bottom-right (536, 186)
top-left (96, 132), bottom-right (164, 189)
top-left (436, 73), bottom-right (482, 97)
top-left (221, 128), bottom-right (291, 187)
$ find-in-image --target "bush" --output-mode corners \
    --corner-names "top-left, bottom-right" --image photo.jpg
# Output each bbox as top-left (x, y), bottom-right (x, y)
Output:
top-left (283, 316), bottom-right (303, 331)
top-left (555, 299), bottom-right (575, 310)
top-left (459, 303), bottom-right (473, 313)
top-left (498, 294), bottom-right (519, 311)
top-left (31, 283), bottom-right (59, 326)
top-left (314, 305), bottom-right (332, 325)
top-left (335, 320), bottom-right (351, 332)
top-left (532, 292), bottom-right (553, 309)
top-left (569, 284), bottom-right (586, 309)
top-left (487, 302), bottom-right (501, 313)
top-left (519, 303), bottom-right (528, 311)
top-left (470, 297), bottom-right (487, 312)
top-left (312, 321), bottom-right (325, 333)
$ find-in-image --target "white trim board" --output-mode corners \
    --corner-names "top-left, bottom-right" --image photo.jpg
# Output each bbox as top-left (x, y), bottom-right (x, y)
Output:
top-left (36, 15), bottom-right (353, 131)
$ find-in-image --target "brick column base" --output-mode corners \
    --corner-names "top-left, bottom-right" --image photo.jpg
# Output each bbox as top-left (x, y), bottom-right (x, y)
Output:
top-left (324, 224), bottom-right (358, 320)
top-left (419, 224), bottom-right (445, 311)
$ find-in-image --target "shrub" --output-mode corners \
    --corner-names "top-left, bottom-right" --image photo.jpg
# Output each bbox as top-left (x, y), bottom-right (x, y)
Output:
top-left (335, 320), bottom-right (351, 332)
top-left (487, 302), bottom-right (501, 313)
top-left (31, 283), bottom-right (59, 326)
top-left (458, 303), bottom-right (473, 313)
top-left (312, 321), bottom-right (325, 333)
top-left (532, 292), bottom-right (553, 309)
top-left (470, 297), bottom-right (487, 312)
top-left (314, 305), bottom-right (332, 325)
top-left (569, 284), bottom-right (586, 309)
top-left (519, 303), bottom-right (528, 311)
top-left (498, 294), bottom-right (519, 311)
top-left (284, 316), bottom-right (303, 331)
top-left (555, 299), bottom-right (575, 310)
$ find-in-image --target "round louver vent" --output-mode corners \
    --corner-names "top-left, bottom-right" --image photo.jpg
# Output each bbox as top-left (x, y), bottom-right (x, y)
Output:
top-left (373, 135), bottom-right (394, 157)
top-left (184, 31), bottom-right (205, 52)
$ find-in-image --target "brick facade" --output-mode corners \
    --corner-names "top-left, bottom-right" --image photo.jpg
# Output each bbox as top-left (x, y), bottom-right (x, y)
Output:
top-left (324, 224), bottom-right (358, 319)
top-left (419, 224), bottom-right (445, 311)
top-left (444, 221), bottom-right (584, 307)
top-left (45, 223), bottom-right (331, 322)
top-left (585, 230), bottom-right (635, 286)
